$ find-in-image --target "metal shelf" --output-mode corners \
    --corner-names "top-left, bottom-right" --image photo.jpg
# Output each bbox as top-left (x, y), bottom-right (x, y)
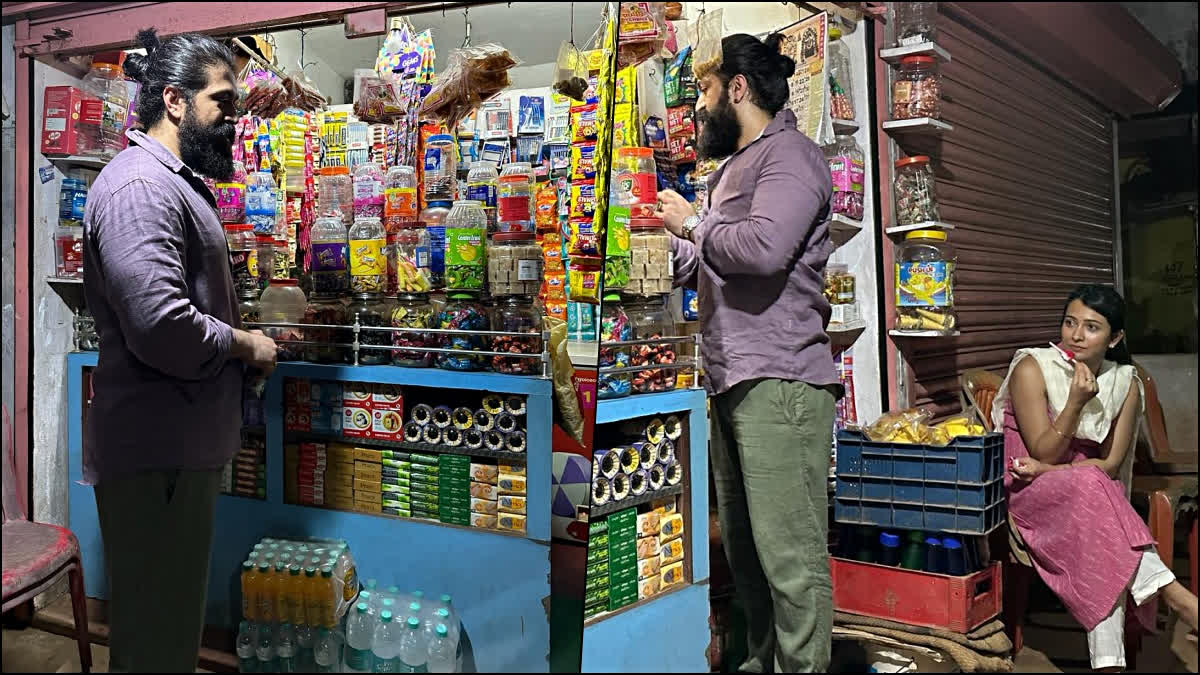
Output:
top-left (889, 330), bottom-right (961, 338)
top-left (880, 41), bottom-right (952, 64)
top-left (829, 319), bottom-right (867, 353)
top-left (885, 221), bottom-right (956, 235)
top-left (283, 431), bottom-right (530, 462)
top-left (46, 154), bottom-right (109, 172)
top-left (591, 483), bottom-right (683, 518)
top-left (882, 118), bottom-right (953, 135)
top-left (830, 214), bottom-right (863, 247)
top-left (832, 118), bottom-right (861, 134)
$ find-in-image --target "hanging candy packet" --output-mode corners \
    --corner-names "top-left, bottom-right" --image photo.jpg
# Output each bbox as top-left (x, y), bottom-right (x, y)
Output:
top-left (568, 218), bottom-right (600, 257)
top-left (569, 181), bottom-right (597, 220)
top-left (535, 183), bottom-right (559, 232)
top-left (570, 143), bottom-right (597, 181)
top-left (568, 256), bottom-right (603, 305)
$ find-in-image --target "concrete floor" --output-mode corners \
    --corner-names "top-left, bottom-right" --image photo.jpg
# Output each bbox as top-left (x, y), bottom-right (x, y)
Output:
top-left (0, 627), bottom-right (214, 673)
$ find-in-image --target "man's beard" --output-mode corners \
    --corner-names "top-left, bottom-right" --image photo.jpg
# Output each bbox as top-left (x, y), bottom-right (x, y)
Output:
top-left (696, 89), bottom-right (741, 160)
top-left (179, 107), bottom-right (235, 180)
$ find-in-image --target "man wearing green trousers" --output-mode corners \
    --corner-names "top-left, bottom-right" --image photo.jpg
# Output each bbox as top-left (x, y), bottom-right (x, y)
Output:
top-left (656, 33), bottom-right (840, 672)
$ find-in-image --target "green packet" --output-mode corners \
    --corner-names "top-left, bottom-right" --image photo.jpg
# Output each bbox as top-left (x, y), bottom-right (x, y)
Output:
top-left (606, 205), bottom-right (631, 258)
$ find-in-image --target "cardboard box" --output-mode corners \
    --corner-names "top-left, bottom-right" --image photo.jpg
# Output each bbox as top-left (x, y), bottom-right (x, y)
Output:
top-left (585, 573), bottom-right (610, 593)
top-left (469, 481), bottom-right (498, 500)
top-left (470, 498), bottom-right (498, 515)
top-left (343, 382), bottom-right (373, 407)
top-left (372, 383), bottom-right (404, 407)
top-left (498, 473), bottom-right (526, 495)
top-left (354, 478), bottom-right (382, 494)
top-left (638, 555), bottom-right (662, 580)
top-left (659, 513), bottom-right (684, 540)
top-left (284, 378), bottom-right (311, 405)
top-left (343, 407), bottom-right (373, 439)
top-left (285, 407), bottom-right (312, 433)
top-left (587, 559), bottom-right (609, 579)
top-left (659, 537), bottom-right (685, 565)
top-left (638, 576), bottom-right (660, 600)
top-left (41, 86), bottom-right (100, 156)
top-left (497, 512), bottom-right (526, 532)
top-left (354, 499), bottom-right (382, 514)
top-left (354, 447), bottom-right (381, 464)
top-left (382, 506), bottom-right (411, 517)
top-left (354, 489), bottom-right (382, 505)
top-left (372, 408), bottom-right (405, 440)
top-left (470, 512), bottom-right (498, 529)
top-left (636, 536), bottom-right (661, 559)
top-left (354, 461), bottom-right (381, 482)
top-left (310, 380), bottom-right (343, 406)
top-left (659, 560), bottom-right (685, 588)
top-left (497, 494), bottom-right (526, 514)
top-left (470, 463), bottom-right (499, 484)
top-left (327, 485), bottom-right (354, 502)
top-left (325, 472), bottom-right (354, 489)
top-left (637, 511), bottom-right (662, 537)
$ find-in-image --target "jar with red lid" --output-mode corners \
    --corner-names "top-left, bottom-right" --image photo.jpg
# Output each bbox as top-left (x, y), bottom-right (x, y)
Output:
top-left (497, 174), bottom-right (533, 233)
top-left (487, 232), bottom-right (543, 298)
top-left (892, 55), bottom-right (941, 120)
top-left (614, 147), bottom-right (658, 218)
top-left (893, 156), bottom-right (940, 225)
top-left (627, 217), bottom-right (673, 297)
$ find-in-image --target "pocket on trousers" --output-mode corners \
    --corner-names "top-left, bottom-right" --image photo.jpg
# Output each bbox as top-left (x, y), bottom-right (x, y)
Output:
top-left (776, 380), bottom-right (815, 428)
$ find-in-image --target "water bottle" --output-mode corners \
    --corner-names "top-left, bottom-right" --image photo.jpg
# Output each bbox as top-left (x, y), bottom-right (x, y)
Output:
top-left (256, 626), bottom-right (278, 673)
top-left (344, 602), bottom-right (375, 673)
top-left (427, 624), bottom-right (455, 673)
top-left (879, 531), bottom-right (901, 566)
top-left (399, 616), bottom-right (429, 673)
top-left (314, 627), bottom-right (338, 673)
top-left (435, 595), bottom-right (462, 671)
top-left (237, 621), bottom-right (258, 673)
top-left (276, 623), bottom-right (297, 673)
top-left (295, 624), bottom-right (315, 671)
top-left (943, 536), bottom-right (967, 575)
top-left (372, 610), bottom-right (403, 672)
top-left (360, 591), bottom-right (379, 618)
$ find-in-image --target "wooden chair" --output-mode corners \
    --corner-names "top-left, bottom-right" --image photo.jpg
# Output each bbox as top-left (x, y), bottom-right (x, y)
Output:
top-left (1, 405), bottom-right (92, 672)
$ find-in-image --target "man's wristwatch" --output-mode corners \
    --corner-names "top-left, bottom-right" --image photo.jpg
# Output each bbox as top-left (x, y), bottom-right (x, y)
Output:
top-left (681, 215), bottom-right (701, 242)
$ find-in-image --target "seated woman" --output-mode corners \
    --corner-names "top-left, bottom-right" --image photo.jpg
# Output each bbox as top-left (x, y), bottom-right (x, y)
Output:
top-left (991, 284), bottom-right (1197, 671)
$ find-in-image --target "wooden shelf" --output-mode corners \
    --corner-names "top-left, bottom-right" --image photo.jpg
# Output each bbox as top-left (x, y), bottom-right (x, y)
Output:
top-left (46, 155), bottom-right (108, 172)
top-left (890, 330), bottom-right (961, 338)
top-left (832, 118), bottom-right (861, 134)
top-left (590, 483), bottom-right (684, 518)
top-left (885, 221), bottom-right (956, 235)
top-left (882, 118), bottom-right (953, 135)
top-left (880, 41), bottom-right (952, 64)
top-left (830, 214), bottom-right (864, 247)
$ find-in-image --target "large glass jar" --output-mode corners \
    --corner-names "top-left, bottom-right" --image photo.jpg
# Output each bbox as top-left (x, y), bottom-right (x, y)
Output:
top-left (391, 293), bottom-right (436, 368)
top-left (238, 293), bottom-right (261, 326)
top-left (613, 147), bottom-right (658, 219)
top-left (421, 201), bottom-right (452, 289)
top-left (80, 60), bottom-right (128, 159)
top-left (348, 294), bottom-right (395, 365)
top-left (895, 230), bottom-right (956, 335)
top-left (828, 25), bottom-right (855, 121)
top-left (466, 162), bottom-right (499, 231)
top-left (383, 165), bottom-right (419, 233)
top-left (390, 228), bottom-right (432, 294)
top-left (303, 294), bottom-right (351, 364)
top-left (893, 156), bottom-right (940, 225)
top-left (436, 292), bottom-right (490, 371)
top-left (309, 215), bottom-right (349, 295)
top-left (496, 174), bottom-right (533, 233)
top-left (487, 233), bottom-right (542, 297)
top-left (826, 135), bottom-right (865, 220)
top-left (490, 297), bottom-right (543, 375)
top-left (627, 218), bottom-right (671, 297)
top-left (225, 224), bottom-right (259, 296)
top-left (353, 162), bottom-right (385, 221)
top-left (319, 166), bottom-right (353, 226)
top-left (423, 134), bottom-right (458, 202)
top-left (260, 279), bottom-right (308, 361)
top-left (255, 235), bottom-right (274, 290)
top-left (893, 2), bottom-right (938, 47)
top-left (444, 200), bottom-right (487, 292)
top-left (348, 216), bottom-right (388, 295)
top-left (598, 293), bottom-right (633, 400)
top-left (625, 295), bottom-right (679, 394)
top-left (272, 238), bottom-right (292, 280)
top-left (891, 56), bottom-right (941, 120)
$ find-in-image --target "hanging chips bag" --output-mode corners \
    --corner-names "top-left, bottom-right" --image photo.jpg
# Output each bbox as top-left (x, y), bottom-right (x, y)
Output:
top-left (570, 104), bottom-right (599, 143)
top-left (570, 143), bottom-right (597, 181)
top-left (691, 8), bottom-right (725, 79)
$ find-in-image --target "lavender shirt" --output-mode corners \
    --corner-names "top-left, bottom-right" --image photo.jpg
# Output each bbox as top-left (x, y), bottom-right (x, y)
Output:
top-left (673, 109), bottom-right (838, 395)
top-left (81, 129), bottom-right (243, 485)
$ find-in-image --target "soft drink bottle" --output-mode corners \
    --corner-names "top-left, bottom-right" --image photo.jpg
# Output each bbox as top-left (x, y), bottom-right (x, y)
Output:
top-left (237, 620), bottom-right (257, 673)
top-left (276, 623), bottom-right (297, 673)
top-left (257, 561), bottom-right (276, 625)
top-left (426, 623), bottom-right (455, 673)
top-left (314, 627), bottom-right (338, 673)
top-left (371, 610), bottom-right (403, 672)
top-left (288, 565), bottom-right (306, 624)
top-left (343, 602), bottom-right (375, 673)
top-left (295, 624), bottom-right (315, 672)
top-left (398, 616), bottom-right (428, 673)
top-left (256, 626), bottom-right (278, 673)
top-left (241, 561), bottom-right (259, 623)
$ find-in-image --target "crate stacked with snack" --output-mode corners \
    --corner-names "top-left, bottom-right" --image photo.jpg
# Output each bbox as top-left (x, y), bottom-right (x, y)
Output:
top-left (438, 454), bottom-right (471, 526)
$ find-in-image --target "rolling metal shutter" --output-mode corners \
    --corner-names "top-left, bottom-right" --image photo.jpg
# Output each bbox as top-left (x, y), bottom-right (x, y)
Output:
top-left (878, 4), bottom-right (1118, 417)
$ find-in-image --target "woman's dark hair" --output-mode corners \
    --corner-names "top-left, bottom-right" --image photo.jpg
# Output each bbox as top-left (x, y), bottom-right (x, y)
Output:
top-left (715, 33), bottom-right (796, 115)
top-left (1064, 284), bottom-right (1132, 365)
top-left (123, 28), bottom-right (235, 129)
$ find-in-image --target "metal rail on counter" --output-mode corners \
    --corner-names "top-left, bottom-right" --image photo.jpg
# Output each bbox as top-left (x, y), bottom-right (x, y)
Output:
top-left (597, 334), bottom-right (704, 390)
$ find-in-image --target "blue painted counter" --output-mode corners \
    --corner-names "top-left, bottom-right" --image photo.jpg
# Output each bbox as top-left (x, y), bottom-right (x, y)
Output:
top-left (582, 389), bottom-right (711, 672)
top-left (66, 352), bottom-right (553, 672)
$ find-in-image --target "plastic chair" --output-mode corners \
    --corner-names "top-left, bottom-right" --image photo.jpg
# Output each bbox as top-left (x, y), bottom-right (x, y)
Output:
top-left (959, 368), bottom-right (1004, 431)
top-left (1, 404), bottom-right (92, 672)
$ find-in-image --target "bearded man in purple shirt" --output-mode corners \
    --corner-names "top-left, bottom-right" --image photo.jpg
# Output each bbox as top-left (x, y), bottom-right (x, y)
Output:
top-left (656, 33), bottom-right (840, 672)
top-left (82, 29), bottom-right (276, 672)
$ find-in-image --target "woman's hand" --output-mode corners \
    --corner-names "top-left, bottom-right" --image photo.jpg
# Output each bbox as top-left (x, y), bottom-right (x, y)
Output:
top-left (1009, 456), bottom-right (1046, 482)
top-left (1065, 360), bottom-right (1099, 410)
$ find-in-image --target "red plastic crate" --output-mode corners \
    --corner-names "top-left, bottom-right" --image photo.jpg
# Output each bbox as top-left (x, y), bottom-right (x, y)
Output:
top-left (831, 557), bottom-right (1002, 633)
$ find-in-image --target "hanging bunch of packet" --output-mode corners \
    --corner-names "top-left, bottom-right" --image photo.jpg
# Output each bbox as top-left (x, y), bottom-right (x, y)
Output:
top-left (553, 40), bottom-right (589, 101)
top-left (354, 74), bottom-right (406, 124)
top-left (690, 8), bottom-right (725, 79)
top-left (617, 2), bottom-right (666, 68)
top-left (420, 43), bottom-right (520, 130)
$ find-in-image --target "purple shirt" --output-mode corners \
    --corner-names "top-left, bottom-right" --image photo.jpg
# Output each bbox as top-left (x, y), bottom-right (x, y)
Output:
top-left (673, 109), bottom-right (838, 395)
top-left (81, 129), bottom-right (242, 485)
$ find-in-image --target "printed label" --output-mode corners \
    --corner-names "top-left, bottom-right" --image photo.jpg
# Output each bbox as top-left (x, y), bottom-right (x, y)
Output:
top-left (892, 81), bottom-right (913, 103)
top-left (616, 171), bottom-right (657, 207)
top-left (829, 156), bottom-right (865, 193)
top-left (229, 250), bottom-right (251, 282)
top-left (350, 238), bottom-right (386, 277)
top-left (427, 225), bottom-right (446, 279)
top-left (384, 187), bottom-right (418, 220)
top-left (312, 242), bottom-right (349, 273)
top-left (517, 259), bottom-right (542, 281)
top-left (343, 647), bottom-right (371, 672)
top-left (415, 246), bottom-right (431, 268)
top-left (57, 236), bottom-right (83, 275)
top-left (466, 182), bottom-right (497, 208)
top-left (897, 261), bottom-right (952, 307)
top-left (423, 147), bottom-right (444, 172)
top-left (445, 228), bottom-right (484, 267)
top-left (247, 248), bottom-right (259, 280)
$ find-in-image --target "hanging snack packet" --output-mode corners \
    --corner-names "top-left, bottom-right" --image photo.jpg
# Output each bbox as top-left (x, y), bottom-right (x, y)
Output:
top-left (644, 116), bottom-right (667, 149)
top-left (664, 46), bottom-right (694, 107)
top-left (553, 40), bottom-right (590, 101)
top-left (691, 8), bottom-right (725, 79)
top-left (615, 65), bottom-right (637, 105)
top-left (570, 104), bottom-right (599, 143)
top-left (535, 183), bottom-right (559, 232)
top-left (666, 105), bottom-right (696, 136)
top-left (420, 43), bottom-right (520, 130)
top-left (612, 103), bottom-right (637, 150)
top-left (570, 143), bottom-right (597, 181)
top-left (570, 181), bottom-right (597, 220)
top-left (568, 256), bottom-right (604, 305)
top-left (568, 217), bottom-right (601, 257)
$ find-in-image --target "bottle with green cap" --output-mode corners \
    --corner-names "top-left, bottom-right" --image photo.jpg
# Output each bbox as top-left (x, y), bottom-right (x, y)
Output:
top-left (276, 622), bottom-right (297, 673)
top-left (343, 602), bottom-right (374, 673)
top-left (398, 616), bottom-right (428, 673)
top-left (314, 626), bottom-right (338, 672)
top-left (320, 567), bottom-right (336, 628)
top-left (236, 620), bottom-right (256, 673)
top-left (372, 610), bottom-right (402, 672)
top-left (427, 623), bottom-right (455, 673)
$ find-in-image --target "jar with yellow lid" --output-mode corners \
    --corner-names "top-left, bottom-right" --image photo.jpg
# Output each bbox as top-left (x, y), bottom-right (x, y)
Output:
top-left (895, 230), bottom-right (956, 334)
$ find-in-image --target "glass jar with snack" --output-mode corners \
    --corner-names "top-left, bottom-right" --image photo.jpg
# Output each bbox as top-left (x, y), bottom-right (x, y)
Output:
top-left (303, 295), bottom-right (351, 364)
top-left (828, 25), bottom-right (856, 121)
top-left (625, 218), bottom-right (673, 297)
top-left (310, 214), bottom-right (350, 296)
top-left (390, 227), bottom-right (432, 294)
top-left (490, 296), bottom-right (543, 375)
top-left (895, 230), bottom-right (956, 334)
top-left (391, 293), bottom-right (436, 368)
top-left (893, 2), bottom-right (938, 47)
top-left (319, 166), bottom-right (353, 226)
top-left (893, 156), bottom-right (940, 225)
top-left (599, 292), bottom-right (633, 400)
top-left (437, 292), bottom-right (490, 371)
top-left (625, 295), bottom-right (680, 394)
top-left (487, 233), bottom-right (543, 298)
top-left (826, 135), bottom-right (865, 220)
top-left (348, 294), bottom-right (395, 365)
top-left (348, 216), bottom-right (388, 295)
top-left (892, 55), bottom-right (941, 120)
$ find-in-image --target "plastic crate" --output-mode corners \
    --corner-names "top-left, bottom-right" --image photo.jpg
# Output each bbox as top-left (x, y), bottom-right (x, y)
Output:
top-left (833, 497), bottom-right (1006, 535)
top-left (836, 430), bottom-right (1003, 483)
top-left (831, 557), bottom-right (1003, 633)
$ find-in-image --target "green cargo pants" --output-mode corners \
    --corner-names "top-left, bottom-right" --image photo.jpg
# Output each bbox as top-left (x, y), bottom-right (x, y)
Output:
top-left (94, 468), bottom-right (222, 673)
top-left (710, 378), bottom-right (836, 673)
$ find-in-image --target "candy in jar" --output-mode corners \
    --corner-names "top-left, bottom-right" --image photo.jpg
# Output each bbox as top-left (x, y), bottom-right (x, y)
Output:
top-left (353, 162), bottom-right (385, 221)
top-left (893, 156), bottom-right (940, 225)
top-left (348, 294), bottom-right (395, 365)
top-left (625, 296), bottom-right (680, 394)
top-left (348, 216), bottom-right (388, 295)
top-left (491, 297), bottom-right (543, 375)
top-left (598, 292), bottom-right (633, 399)
top-left (303, 295), bottom-right (351, 364)
top-left (891, 55), bottom-right (941, 120)
top-left (391, 293), bottom-right (436, 368)
top-left (825, 135), bottom-right (864, 220)
top-left (383, 165), bottom-right (418, 233)
top-left (437, 292), bottom-right (490, 371)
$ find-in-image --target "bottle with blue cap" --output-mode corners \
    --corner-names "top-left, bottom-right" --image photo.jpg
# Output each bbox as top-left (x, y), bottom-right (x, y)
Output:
top-left (943, 536), bottom-right (967, 575)
top-left (427, 623), bottom-right (456, 673)
top-left (371, 610), bottom-right (402, 672)
top-left (878, 531), bottom-right (902, 566)
top-left (924, 536), bottom-right (946, 574)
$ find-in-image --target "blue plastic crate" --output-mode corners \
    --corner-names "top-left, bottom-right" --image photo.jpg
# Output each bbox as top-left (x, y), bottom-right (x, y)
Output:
top-left (892, 448), bottom-right (925, 480)
top-left (835, 430), bottom-right (1005, 484)
top-left (893, 501), bottom-right (925, 530)
top-left (924, 481), bottom-right (957, 507)
top-left (862, 501), bottom-right (892, 527)
top-left (861, 450), bottom-right (893, 478)
top-left (834, 496), bottom-right (1008, 535)
top-left (957, 479), bottom-right (1001, 509)
top-left (834, 499), bottom-right (861, 523)
top-left (893, 479), bottom-right (923, 503)
top-left (836, 478), bottom-right (861, 499)
top-left (862, 478), bottom-right (892, 501)
top-left (837, 443), bottom-right (863, 475)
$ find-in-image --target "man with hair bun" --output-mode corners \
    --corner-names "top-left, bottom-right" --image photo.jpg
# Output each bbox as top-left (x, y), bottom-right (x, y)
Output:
top-left (655, 32), bottom-right (839, 672)
top-left (82, 27), bottom-right (277, 672)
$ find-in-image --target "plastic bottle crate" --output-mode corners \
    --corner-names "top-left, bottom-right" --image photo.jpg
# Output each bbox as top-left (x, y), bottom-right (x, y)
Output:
top-left (833, 497), bottom-right (1004, 535)
top-left (831, 557), bottom-right (1003, 633)
top-left (835, 430), bottom-right (1003, 483)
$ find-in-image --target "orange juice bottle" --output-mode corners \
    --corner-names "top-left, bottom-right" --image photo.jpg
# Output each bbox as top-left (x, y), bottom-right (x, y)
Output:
top-left (320, 566), bottom-right (336, 628)
top-left (287, 564), bottom-right (305, 625)
top-left (240, 561), bottom-right (258, 622)
top-left (272, 562), bottom-right (288, 622)
top-left (304, 567), bottom-right (321, 627)
top-left (256, 560), bottom-right (275, 623)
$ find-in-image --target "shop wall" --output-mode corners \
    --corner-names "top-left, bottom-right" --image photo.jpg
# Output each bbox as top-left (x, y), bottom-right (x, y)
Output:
top-left (3, 25), bottom-right (15, 431)
top-left (679, 2), bottom-right (804, 35)
top-left (269, 30), bottom-right (349, 106)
